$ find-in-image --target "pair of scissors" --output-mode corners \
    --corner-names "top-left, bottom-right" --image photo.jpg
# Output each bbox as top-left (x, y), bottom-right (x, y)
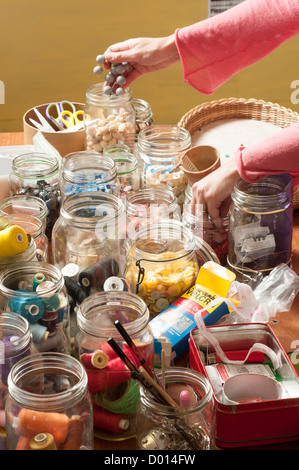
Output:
top-left (46, 100), bottom-right (82, 130)
top-left (59, 109), bottom-right (84, 129)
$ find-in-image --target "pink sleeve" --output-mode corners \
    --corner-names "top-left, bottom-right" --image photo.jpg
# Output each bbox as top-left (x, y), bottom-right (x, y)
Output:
top-left (235, 122), bottom-right (299, 183)
top-left (175, 0), bottom-right (299, 94)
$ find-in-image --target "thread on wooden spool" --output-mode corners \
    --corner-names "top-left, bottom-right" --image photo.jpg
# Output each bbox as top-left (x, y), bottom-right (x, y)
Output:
top-left (81, 350), bottom-right (109, 370)
top-left (60, 416), bottom-right (84, 450)
top-left (64, 276), bottom-right (87, 305)
top-left (86, 358), bottom-right (131, 394)
top-left (35, 329), bottom-right (66, 353)
top-left (93, 405), bottom-right (129, 433)
top-left (29, 323), bottom-right (49, 343)
top-left (97, 341), bottom-right (119, 360)
top-left (78, 257), bottom-right (119, 293)
top-left (95, 379), bottom-right (140, 415)
top-left (30, 432), bottom-right (57, 450)
top-left (8, 291), bottom-right (44, 324)
top-left (0, 224), bottom-right (28, 257)
top-left (15, 409), bottom-right (69, 444)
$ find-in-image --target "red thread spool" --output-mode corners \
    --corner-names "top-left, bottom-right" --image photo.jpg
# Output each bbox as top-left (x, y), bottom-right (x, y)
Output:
top-left (16, 435), bottom-right (31, 450)
top-left (93, 405), bottom-right (129, 433)
top-left (81, 350), bottom-right (109, 370)
top-left (98, 342), bottom-right (119, 360)
top-left (86, 357), bottom-right (131, 393)
top-left (60, 416), bottom-right (84, 450)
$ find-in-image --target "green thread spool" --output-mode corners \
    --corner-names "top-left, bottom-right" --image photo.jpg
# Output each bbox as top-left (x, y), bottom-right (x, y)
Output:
top-left (95, 379), bottom-right (140, 415)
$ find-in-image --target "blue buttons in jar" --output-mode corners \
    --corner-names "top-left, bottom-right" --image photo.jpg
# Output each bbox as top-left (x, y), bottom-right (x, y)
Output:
top-left (60, 151), bottom-right (120, 200)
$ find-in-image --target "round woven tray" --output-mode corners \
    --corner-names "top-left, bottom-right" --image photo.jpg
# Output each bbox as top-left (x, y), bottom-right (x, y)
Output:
top-left (178, 97), bottom-right (299, 209)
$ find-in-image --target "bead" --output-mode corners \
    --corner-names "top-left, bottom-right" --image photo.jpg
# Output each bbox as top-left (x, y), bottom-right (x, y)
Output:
top-left (103, 86), bottom-right (113, 95)
top-left (116, 75), bottom-right (126, 86)
top-left (93, 65), bottom-right (103, 76)
top-left (115, 87), bottom-right (124, 96)
top-left (105, 73), bottom-right (115, 84)
top-left (96, 54), bottom-right (106, 65)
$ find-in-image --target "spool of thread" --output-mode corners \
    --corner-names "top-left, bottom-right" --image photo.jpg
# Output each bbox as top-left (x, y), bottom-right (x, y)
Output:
top-left (78, 257), bottom-right (119, 293)
top-left (39, 310), bottom-right (58, 335)
top-left (8, 291), bottom-right (44, 324)
top-left (36, 281), bottom-right (60, 311)
top-left (103, 276), bottom-right (129, 292)
top-left (16, 436), bottom-right (31, 450)
top-left (97, 342), bottom-right (119, 360)
top-left (32, 273), bottom-right (47, 292)
top-left (96, 379), bottom-right (140, 415)
top-left (15, 409), bottom-right (69, 444)
top-left (81, 350), bottom-right (109, 370)
top-left (61, 263), bottom-right (80, 281)
top-left (60, 416), bottom-right (84, 450)
top-left (86, 358), bottom-right (131, 394)
top-left (64, 276), bottom-right (87, 305)
top-left (30, 323), bottom-right (49, 343)
top-left (93, 405), bottom-right (129, 433)
top-left (35, 329), bottom-right (66, 353)
top-left (30, 432), bottom-right (57, 450)
top-left (0, 225), bottom-right (28, 257)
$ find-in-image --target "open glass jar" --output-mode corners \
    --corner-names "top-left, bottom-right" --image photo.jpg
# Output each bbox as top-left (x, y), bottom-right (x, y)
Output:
top-left (84, 83), bottom-right (136, 152)
top-left (5, 352), bottom-right (94, 450)
top-left (103, 144), bottom-right (141, 198)
top-left (0, 262), bottom-right (70, 354)
top-left (228, 174), bottom-right (293, 282)
top-left (0, 195), bottom-right (49, 235)
top-left (136, 367), bottom-right (215, 450)
top-left (0, 237), bottom-right (37, 274)
top-left (0, 312), bottom-right (36, 450)
top-left (125, 220), bottom-right (199, 317)
top-left (137, 125), bottom-right (191, 206)
top-left (75, 291), bottom-right (154, 441)
top-left (9, 153), bottom-right (61, 241)
top-left (126, 187), bottom-right (181, 235)
top-left (60, 151), bottom-right (120, 200)
top-left (52, 191), bottom-right (128, 297)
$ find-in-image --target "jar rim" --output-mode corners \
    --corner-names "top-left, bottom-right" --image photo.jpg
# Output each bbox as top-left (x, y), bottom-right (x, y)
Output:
top-left (103, 147), bottom-right (138, 175)
top-left (232, 176), bottom-right (290, 213)
top-left (12, 153), bottom-right (60, 179)
top-left (0, 195), bottom-right (49, 220)
top-left (2, 214), bottom-right (44, 240)
top-left (0, 261), bottom-right (64, 298)
top-left (86, 82), bottom-right (132, 106)
top-left (137, 125), bottom-right (191, 159)
top-left (0, 238), bottom-right (36, 265)
top-left (77, 291), bottom-right (150, 338)
top-left (139, 367), bottom-right (213, 415)
top-left (7, 352), bottom-right (87, 410)
top-left (126, 187), bottom-right (178, 216)
top-left (0, 311), bottom-right (32, 355)
top-left (60, 191), bottom-right (125, 228)
top-left (61, 152), bottom-right (118, 184)
top-left (132, 98), bottom-right (153, 122)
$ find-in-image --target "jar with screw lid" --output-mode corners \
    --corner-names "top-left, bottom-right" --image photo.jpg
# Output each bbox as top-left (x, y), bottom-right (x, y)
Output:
top-left (52, 191), bottom-right (128, 300)
top-left (75, 290), bottom-right (154, 440)
top-left (9, 153), bottom-right (61, 240)
top-left (125, 220), bottom-right (199, 318)
top-left (136, 367), bottom-right (215, 450)
top-left (0, 312), bottom-right (36, 450)
top-left (137, 125), bottom-right (191, 206)
top-left (84, 83), bottom-right (136, 152)
top-left (60, 151), bottom-right (120, 200)
top-left (5, 352), bottom-right (94, 450)
top-left (228, 174), bottom-right (293, 283)
top-left (103, 143), bottom-right (141, 198)
top-left (0, 262), bottom-right (70, 354)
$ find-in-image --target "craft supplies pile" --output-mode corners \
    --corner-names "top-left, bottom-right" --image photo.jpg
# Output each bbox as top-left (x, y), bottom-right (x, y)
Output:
top-left (1, 51), bottom-right (299, 452)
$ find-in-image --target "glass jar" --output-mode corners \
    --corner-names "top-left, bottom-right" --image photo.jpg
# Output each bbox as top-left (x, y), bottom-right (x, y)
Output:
top-left (228, 174), bottom-right (293, 281)
top-left (133, 98), bottom-right (153, 133)
top-left (126, 187), bottom-right (181, 235)
top-left (60, 151), bottom-right (120, 200)
top-left (0, 262), bottom-right (70, 354)
top-left (125, 220), bottom-right (199, 318)
top-left (103, 144), bottom-right (141, 198)
top-left (1, 214), bottom-right (49, 262)
top-left (84, 83), bottom-right (136, 152)
top-left (9, 153), bottom-right (61, 241)
top-left (0, 195), bottom-right (49, 235)
top-left (137, 125), bottom-right (191, 206)
top-left (52, 192), bottom-right (128, 298)
top-left (75, 291), bottom-right (154, 441)
top-left (0, 237), bottom-right (37, 273)
top-left (136, 367), bottom-right (214, 450)
top-left (182, 204), bottom-right (229, 266)
top-left (5, 352), bottom-right (94, 450)
top-left (0, 312), bottom-right (35, 450)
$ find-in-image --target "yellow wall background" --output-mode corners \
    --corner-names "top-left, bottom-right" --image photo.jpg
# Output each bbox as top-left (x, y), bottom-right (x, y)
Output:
top-left (1, 0), bottom-right (299, 132)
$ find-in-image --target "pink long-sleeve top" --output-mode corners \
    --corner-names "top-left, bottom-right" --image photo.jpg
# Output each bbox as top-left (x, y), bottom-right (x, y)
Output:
top-left (175, 0), bottom-right (299, 184)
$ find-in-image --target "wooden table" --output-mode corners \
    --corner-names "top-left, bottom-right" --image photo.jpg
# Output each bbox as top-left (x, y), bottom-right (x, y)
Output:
top-left (2, 132), bottom-right (299, 451)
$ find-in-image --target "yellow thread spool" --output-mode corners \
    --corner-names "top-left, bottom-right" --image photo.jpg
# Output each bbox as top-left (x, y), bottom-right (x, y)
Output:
top-left (0, 225), bottom-right (28, 257)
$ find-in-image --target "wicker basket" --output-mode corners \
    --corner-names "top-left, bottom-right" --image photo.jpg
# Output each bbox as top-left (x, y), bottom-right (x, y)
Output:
top-left (178, 97), bottom-right (299, 209)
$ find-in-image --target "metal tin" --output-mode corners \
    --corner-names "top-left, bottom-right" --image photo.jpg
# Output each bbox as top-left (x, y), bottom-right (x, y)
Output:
top-left (189, 322), bottom-right (299, 448)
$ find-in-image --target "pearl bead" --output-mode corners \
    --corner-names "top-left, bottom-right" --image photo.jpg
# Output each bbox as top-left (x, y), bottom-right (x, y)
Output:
top-left (93, 65), bottom-right (103, 76)
top-left (96, 54), bottom-right (106, 65)
top-left (105, 73), bottom-right (115, 84)
top-left (116, 75), bottom-right (126, 86)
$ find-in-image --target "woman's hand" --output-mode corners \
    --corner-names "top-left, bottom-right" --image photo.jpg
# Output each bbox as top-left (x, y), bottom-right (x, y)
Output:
top-left (190, 159), bottom-right (240, 219)
top-left (103, 35), bottom-right (180, 87)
